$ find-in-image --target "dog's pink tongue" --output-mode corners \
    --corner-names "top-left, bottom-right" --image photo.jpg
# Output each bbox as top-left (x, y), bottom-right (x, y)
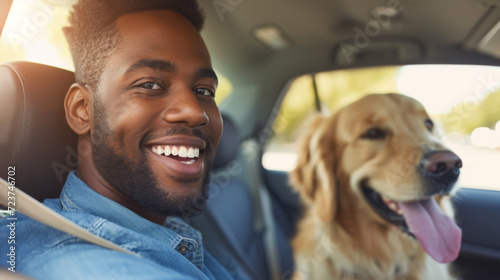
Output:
top-left (399, 199), bottom-right (461, 263)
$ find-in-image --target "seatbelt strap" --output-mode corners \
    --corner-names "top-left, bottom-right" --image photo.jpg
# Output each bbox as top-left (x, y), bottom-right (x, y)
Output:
top-left (241, 141), bottom-right (282, 280)
top-left (0, 177), bottom-right (138, 257)
top-left (258, 184), bottom-right (282, 280)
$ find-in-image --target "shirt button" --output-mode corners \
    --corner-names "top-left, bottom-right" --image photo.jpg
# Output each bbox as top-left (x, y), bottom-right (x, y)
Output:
top-left (177, 244), bottom-right (189, 255)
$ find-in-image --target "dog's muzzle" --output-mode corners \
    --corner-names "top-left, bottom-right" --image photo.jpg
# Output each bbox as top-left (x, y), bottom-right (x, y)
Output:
top-left (361, 149), bottom-right (463, 263)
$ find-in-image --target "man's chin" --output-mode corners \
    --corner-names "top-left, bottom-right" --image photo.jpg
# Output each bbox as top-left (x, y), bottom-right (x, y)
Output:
top-left (132, 172), bottom-right (210, 218)
top-left (160, 173), bottom-right (205, 185)
top-left (140, 189), bottom-right (208, 218)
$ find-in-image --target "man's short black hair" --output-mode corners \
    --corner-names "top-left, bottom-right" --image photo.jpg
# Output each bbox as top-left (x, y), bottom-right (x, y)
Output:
top-left (64, 0), bottom-right (204, 88)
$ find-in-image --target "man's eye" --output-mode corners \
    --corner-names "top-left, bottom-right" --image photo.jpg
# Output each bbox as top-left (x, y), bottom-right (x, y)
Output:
top-left (139, 82), bottom-right (162, 90)
top-left (194, 88), bottom-right (215, 97)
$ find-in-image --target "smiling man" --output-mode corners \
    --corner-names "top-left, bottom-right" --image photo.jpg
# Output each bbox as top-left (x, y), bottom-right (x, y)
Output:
top-left (0, 0), bottom-right (233, 279)
top-left (66, 2), bottom-right (221, 226)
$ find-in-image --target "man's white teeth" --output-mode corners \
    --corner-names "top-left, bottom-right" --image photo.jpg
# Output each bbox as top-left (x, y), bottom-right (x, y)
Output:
top-left (180, 159), bottom-right (196, 165)
top-left (179, 146), bottom-right (187, 157)
top-left (151, 145), bottom-right (200, 158)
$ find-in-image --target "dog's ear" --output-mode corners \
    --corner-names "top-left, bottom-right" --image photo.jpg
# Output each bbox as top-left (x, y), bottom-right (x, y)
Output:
top-left (290, 114), bottom-right (338, 223)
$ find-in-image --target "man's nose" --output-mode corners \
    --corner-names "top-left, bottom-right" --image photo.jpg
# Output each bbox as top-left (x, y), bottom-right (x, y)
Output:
top-left (162, 89), bottom-right (209, 127)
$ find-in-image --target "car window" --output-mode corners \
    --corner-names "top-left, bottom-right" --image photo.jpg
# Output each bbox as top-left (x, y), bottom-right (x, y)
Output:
top-left (0, 0), bottom-right (233, 105)
top-left (0, 0), bottom-right (74, 70)
top-left (264, 65), bottom-right (500, 192)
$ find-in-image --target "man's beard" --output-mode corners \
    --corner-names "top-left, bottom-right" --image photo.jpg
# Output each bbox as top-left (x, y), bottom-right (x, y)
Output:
top-left (90, 94), bottom-right (212, 219)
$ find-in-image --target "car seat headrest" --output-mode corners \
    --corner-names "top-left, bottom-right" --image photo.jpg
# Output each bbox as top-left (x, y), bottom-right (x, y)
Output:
top-left (213, 114), bottom-right (241, 169)
top-left (0, 62), bottom-right (77, 202)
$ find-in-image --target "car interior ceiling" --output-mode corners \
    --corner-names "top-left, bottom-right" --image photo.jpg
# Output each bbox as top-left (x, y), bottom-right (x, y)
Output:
top-left (2, 0), bottom-right (500, 279)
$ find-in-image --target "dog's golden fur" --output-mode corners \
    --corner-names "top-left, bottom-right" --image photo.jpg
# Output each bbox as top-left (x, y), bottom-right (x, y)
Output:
top-left (290, 94), bottom-right (458, 280)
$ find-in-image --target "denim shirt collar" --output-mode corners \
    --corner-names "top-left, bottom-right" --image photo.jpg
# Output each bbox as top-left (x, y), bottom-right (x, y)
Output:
top-left (59, 171), bottom-right (204, 270)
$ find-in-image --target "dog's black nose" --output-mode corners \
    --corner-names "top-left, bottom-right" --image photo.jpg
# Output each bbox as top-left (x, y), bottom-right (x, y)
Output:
top-left (420, 151), bottom-right (462, 194)
top-left (423, 151), bottom-right (462, 175)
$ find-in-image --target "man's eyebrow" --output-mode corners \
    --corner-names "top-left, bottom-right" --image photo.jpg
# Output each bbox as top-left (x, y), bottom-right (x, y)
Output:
top-left (196, 68), bottom-right (218, 85)
top-left (125, 59), bottom-right (177, 74)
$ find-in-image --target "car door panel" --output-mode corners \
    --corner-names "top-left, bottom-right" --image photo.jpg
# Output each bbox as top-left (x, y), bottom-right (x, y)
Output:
top-left (454, 188), bottom-right (500, 280)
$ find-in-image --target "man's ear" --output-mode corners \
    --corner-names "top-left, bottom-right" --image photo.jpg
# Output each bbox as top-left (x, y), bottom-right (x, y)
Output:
top-left (65, 83), bottom-right (91, 135)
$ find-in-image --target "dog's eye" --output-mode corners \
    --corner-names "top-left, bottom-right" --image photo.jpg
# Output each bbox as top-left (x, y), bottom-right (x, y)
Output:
top-left (425, 119), bottom-right (434, 132)
top-left (361, 128), bottom-right (386, 140)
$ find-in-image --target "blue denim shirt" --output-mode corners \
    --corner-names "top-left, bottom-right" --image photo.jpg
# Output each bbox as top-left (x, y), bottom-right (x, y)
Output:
top-left (0, 171), bottom-right (234, 280)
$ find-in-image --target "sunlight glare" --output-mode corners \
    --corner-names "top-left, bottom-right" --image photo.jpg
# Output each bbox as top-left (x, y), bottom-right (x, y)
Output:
top-left (397, 65), bottom-right (500, 114)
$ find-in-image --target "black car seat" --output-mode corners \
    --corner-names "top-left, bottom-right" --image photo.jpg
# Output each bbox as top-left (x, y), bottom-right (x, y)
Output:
top-left (189, 114), bottom-right (297, 280)
top-left (0, 61), bottom-right (77, 201)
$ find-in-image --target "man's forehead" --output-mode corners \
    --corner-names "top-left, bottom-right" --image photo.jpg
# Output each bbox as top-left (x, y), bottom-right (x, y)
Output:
top-left (115, 9), bottom-right (197, 34)
top-left (112, 9), bottom-right (208, 57)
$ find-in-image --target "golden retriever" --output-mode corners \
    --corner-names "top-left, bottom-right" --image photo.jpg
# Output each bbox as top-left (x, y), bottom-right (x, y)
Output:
top-left (290, 93), bottom-right (462, 280)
